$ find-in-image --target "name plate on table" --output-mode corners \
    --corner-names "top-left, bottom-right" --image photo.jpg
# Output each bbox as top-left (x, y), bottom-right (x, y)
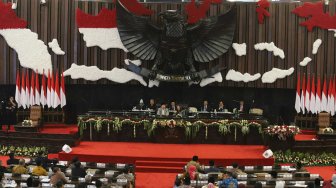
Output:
top-left (21, 174), bottom-right (30, 180)
top-left (198, 174), bottom-right (208, 180)
top-left (244, 166), bottom-right (254, 170)
top-left (58, 161), bottom-right (68, 166)
top-left (295, 181), bottom-right (305, 185)
top-left (87, 186), bottom-right (97, 188)
top-left (310, 174), bottom-right (319, 178)
top-left (191, 180), bottom-right (197, 186)
top-left (116, 163), bottom-right (126, 169)
top-left (78, 178), bottom-right (85, 182)
top-left (282, 174), bottom-right (293, 179)
top-left (226, 166), bottom-right (233, 169)
top-left (117, 178), bottom-right (128, 185)
top-left (265, 174), bottom-right (271, 179)
top-left (39, 176), bottom-right (49, 180)
top-left (96, 163), bottom-right (106, 168)
top-left (263, 166), bottom-right (272, 170)
top-left (260, 181), bottom-right (267, 185)
top-left (64, 184), bottom-right (76, 188)
top-left (81, 162), bottom-right (87, 167)
top-left (238, 174), bottom-right (248, 179)
top-left (281, 165), bottom-right (290, 170)
top-left (20, 182), bottom-right (28, 187)
top-left (65, 169), bottom-right (72, 175)
top-left (42, 183), bottom-right (51, 187)
top-left (105, 170), bottom-right (116, 177)
top-left (4, 173), bottom-right (12, 177)
top-left (238, 181), bottom-right (247, 185)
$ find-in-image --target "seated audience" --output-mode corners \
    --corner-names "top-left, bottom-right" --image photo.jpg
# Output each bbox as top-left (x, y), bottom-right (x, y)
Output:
top-left (181, 176), bottom-right (192, 188)
top-left (202, 176), bottom-right (218, 188)
top-left (50, 167), bottom-right (68, 185)
top-left (68, 156), bottom-right (79, 168)
top-left (6, 152), bottom-right (19, 166)
top-left (229, 163), bottom-right (245, 176)
top-left (55, 180), bottom-right (65, 188)
top-left (71, 161), bottom-right (86, 178)
top-left (295, 161), bottom-right (305, 172)
top-left (95, 179), bottom-right (103, 188)
top-left (174, 177), bottom-right (182, 188)
top-left (0, 160), bottom-right (7, 173)
top-left (170, 101), bottom-right (177, 111)
top-left (35, 151), bottom-right (53, 169)
top-left (200, 100), bottom-right (210, 112)
top-left (186, 155), bottom-right (203, 172)
top-left (12, 159), bottom-right (27, 174)
top-left (157, 104), bottom-right (169, 116)
top-left (218, 172), bottom-right (238, 188)
top-left (270, 171), bottom-right (278, 179)
top-left (307, 182), bottom-right (315, 188)
top-left (332, 174), bottom-right (336, 187)
top-left (116, 167), bottom-right (135, 182)
top-left (32, 160), bottom-right (48, 176)
top-left (315, 178), bottom-right (322, 188)
top-left (187, 165), bottom-right (198, 180)
top-left (204, 160), bottom-right (220, 173)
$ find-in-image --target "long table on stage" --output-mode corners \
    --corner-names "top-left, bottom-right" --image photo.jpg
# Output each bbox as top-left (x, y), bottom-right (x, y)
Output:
top-left (77, 111), bottom-right (269, 144)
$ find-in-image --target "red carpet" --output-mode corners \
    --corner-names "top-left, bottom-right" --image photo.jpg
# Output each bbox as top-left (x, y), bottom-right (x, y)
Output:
top-left (295, 133), bottom-right (317, 141)
top-left (58, 142), bottom-right (274, 169)
top-left (306, 166), bottom-right (335, 181)
top-left (136, 172), bottom-right (176, 188)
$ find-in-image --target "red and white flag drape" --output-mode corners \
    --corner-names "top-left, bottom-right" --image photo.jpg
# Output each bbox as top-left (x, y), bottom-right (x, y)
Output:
top-left (305, 75), bottom-right (310, 113)
top-left (300, 74), bottom-right (306, 114)
top-left (310, 75), bottom-right (316, 114)
top-left (14, 70), bottom-right (66, 109)
top-left (35, 70), bottom-right (40, 105)
top-left (321, 77), bottom-right (328, 112)
top-left (15, 70), bottom-right (21, 108)
top-left (40, 70), bottom-right (47, 107)
top-left (315, 76), bottom-right (321, 114)
top-left (295, 74), bottom-right (301, 113)
top-left (60, 72), bottom-right (66, 108)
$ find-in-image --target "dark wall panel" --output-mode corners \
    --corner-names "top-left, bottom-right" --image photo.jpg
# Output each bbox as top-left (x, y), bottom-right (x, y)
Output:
top-left (0, 0), bottom-right (335, 89)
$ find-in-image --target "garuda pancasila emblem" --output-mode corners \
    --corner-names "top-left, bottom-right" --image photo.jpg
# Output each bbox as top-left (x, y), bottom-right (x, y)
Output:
top-left (116, 1), bottom-right (236, 82)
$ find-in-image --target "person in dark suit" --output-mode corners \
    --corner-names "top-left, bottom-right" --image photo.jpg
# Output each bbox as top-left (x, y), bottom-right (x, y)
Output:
top-left (200, 100), bottom-right (210, 112)
top-left (4, 96), bottom-right (17, 131)
top-left (238, 100), bottom-right (246, 113)
top-left (217, 101), bottom-right (226, 112)
top-left (169, 101), bottom-right (177, 111)
top-left (204, 160), bottom-right (220, 173)
top-left (0, 160), bottom-right (7, 173)
top-left (71, 161), bottom-right (86, 178)
top-left (148, 98), bottom-right (157, 111)
top-left (35, 151), bottom-right (53, 169)
top-left (7, 152), bottom-right (19, 166)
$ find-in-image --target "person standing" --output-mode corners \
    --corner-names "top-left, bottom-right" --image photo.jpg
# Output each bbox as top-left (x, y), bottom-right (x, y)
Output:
top-left (5, 96), bottom-right (17, 130)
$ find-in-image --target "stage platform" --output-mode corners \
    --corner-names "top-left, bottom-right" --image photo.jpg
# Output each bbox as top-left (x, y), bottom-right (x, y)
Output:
top-left (58, 142), bottom-right (274, 173)
top-left (0, 124), bottom-right (79, 153)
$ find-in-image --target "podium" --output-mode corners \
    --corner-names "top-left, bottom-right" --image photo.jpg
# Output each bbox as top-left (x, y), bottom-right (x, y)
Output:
top-left (318, 112), bottom-right (330, 132)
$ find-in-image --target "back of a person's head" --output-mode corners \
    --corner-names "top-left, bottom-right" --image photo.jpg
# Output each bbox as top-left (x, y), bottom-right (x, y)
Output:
top-left (74, 161), bottom-right (81, 168)
top-left (208, 176), bottom-right (215, 184)
top-left (296, 161), bottom-right (302, 169)
top-left (192, 155), bottom-right (198, 162)
top-left (270, 171), bottom-right (278, 178)
top-left (122, 167), bottom-right (130, 174)
top-left (232, 162), bottom-right (239, 169)
top-left (95, 179), bottom-right (103, 188)
top-left (9, 152), bottom-right (15, 159)
top-left (209, 160), bottom-right (215, 166)
top-left (36, 160), bottom-right (42, 166)
top-left (184, 176), bottom-right (191, 185)
top-left (53, 167), bottom-right (60, 173)
top-left (38, 151), bottom-right (43, 157)
top-left (71, 156), bottom-right (79, 164)
top-left (27, 177), bottom-right (33, 187)
top-left (56, 180), bottom-right (64, 188)
top-left (19, 159), bottom-right (25, 165)
top-left (174, 177), bottom-right (182, 186)
top-left (254, 182), bottom-right (263, 188)
top-left (314, 178), bottom-right (321, 187)
top-left (32, 179), bottom-right (40, 187)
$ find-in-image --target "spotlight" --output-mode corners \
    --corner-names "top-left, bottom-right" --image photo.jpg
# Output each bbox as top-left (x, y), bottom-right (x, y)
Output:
top-left (11, 0), bottom-right (17, 9)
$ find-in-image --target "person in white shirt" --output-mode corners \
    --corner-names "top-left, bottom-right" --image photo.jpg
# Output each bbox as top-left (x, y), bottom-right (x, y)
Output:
top-left (157, 104), bottom-right (169, 116)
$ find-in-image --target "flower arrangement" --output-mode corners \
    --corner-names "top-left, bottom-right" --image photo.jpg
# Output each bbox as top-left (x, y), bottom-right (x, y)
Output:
top-left (22, 120), bottom-right (33, 126)
top-left (274, 150), bottom-right (336, 166)
top-left (0, 145), bottom-right (48, 157)
top-left (78, 116), bottom-right (264, 141)
top-left (264, 125), bottom-right (300, 141)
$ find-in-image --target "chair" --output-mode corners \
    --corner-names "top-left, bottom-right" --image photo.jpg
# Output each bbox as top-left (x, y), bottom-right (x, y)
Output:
top-left (249, 108), bottom-right (263, 115)
top-left (29, 105), bottom-right (43, 128)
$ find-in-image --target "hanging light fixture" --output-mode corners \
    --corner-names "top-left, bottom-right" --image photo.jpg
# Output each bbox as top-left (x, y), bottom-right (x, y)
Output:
top-left (41, 0), bottom-right (47, 5)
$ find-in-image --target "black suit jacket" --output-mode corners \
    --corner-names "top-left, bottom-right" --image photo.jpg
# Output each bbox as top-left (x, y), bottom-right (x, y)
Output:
top-left (204, 166), bottom-right (220, 173)
top-left (71, 167), bottom-right (86, 178)
top-left (7, 158), bottom-right (19, 166)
